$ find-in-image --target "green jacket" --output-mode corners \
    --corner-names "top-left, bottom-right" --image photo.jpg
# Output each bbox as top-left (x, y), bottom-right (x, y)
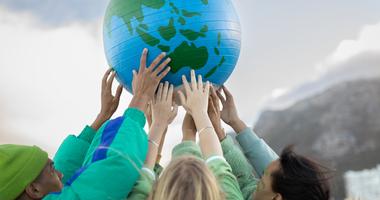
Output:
top-left (235, 128), bottom-right (278, 177)
top-left (220, 128), bottom-right (279, 200)
top-left (44, 108), bottom-right (148, 200)
top-left (127, 141), bottom-right (244, 200)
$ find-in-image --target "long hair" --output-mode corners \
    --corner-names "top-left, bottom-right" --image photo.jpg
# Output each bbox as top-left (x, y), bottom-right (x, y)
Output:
top-left (149, 156), bottom-right (224, 200)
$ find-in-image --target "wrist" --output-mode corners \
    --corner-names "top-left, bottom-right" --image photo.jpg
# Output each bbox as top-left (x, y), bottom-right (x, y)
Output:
top-left (149, 123), bottom-right (167, 142)
top-left (95, 113), bottom-right (109, 123)
top-left (230, 119), bottom-right (247, 134)
top-left (215, 128), bottom-right (226, 141)
top-left (91, 114), bottom-right (108, 130)
top-left (129, 94), bottom-right (150, 112)
top-left (192, 114), bottom-right (213, 132)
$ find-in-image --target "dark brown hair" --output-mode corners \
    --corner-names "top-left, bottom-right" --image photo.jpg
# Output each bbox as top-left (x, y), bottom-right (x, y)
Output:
top-left (271, 146), bottom-right (332, 200)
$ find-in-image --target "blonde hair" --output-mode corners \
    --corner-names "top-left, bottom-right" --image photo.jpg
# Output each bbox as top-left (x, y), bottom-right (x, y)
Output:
top-left (149, 156), bottom-right (224, 200)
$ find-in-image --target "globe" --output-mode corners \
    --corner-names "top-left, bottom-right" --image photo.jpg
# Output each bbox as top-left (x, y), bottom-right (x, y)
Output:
top-left (103, 0), bottom-right (241, 93)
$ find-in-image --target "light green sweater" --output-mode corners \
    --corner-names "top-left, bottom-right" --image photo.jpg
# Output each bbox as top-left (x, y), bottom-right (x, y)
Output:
top-left (127, 141), bottom-right (244, 200)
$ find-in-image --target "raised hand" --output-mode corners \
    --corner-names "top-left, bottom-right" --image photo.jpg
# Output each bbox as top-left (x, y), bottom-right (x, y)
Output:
top-left (178, 70), bottom-right (222, 158)
top-left (145, 81), bottom-right (178, 169)
top-left (151, 82), bottom-right (178, 127)
top-left (129, 48), bottom-right (171, 113)
top-left (178, 70), bottom-right (210, 116)
top-left (208, 86), bottom-right (226, 141)
top-left (91, 69), bottom-right (123, 130)
top-left (217, 86), bottom-right (247, 133)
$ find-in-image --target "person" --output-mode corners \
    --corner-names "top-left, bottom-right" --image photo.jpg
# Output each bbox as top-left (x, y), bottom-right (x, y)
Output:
top-left (209, 85), bottom-right (331, 200)
top-left (0, 48), bottom-right (171, 200)
top-left (128, 70), bottom-right (244, 200)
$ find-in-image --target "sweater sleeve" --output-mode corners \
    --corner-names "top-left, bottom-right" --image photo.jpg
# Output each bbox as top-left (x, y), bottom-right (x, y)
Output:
top-left (45, 108), bottom-right (149, 200)
top-left (221, 136), bottom-right (259, 200)
top-left (53, 126), bottom-right (96, 184)
top-left (236, 128), bottom-right (279, 177)
top-left (171, 141), bottom-right (203, 159)
top-left (127, 168), bottom-right (155, 200)
top-left (206, 156), bottom-right (244, 200)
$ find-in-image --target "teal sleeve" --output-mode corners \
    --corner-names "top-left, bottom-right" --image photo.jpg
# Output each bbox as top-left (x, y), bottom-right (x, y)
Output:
top-left (171, 141), bottom-right (203, 159)
top-left (46, 108), bottom-right (149, 200)
top-left (77, 125), bottom-right (97, 143)
top-left (127, 168), bottom-right (155, 200)
top-left (236, 128), bottom-right (279, 177)
top-left (53, 126), bottom-right (96, 184)
top-left (207, 157), bottom-right (244, 200)
top-left (221, 136), bottom-right (259, 200)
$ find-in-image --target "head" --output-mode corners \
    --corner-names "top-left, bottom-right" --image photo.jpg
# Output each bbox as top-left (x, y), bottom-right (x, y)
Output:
top-left (0, 144), bottom-right (63, 200)
top-left (149, 156), bottom-right (224, 200)
top-left (253, 146), bottom-right (331, 200)
top-left (19, 159), bottom-right (64, 199)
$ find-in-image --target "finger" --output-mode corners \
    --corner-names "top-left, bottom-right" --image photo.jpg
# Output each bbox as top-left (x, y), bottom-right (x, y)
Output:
top-left (107, 71), bottom-right (117, 89)
top-left (162, 81), bottom-right (169, 101)
top-left (216, 90), bottom-right (226, 104)
top-left (209, 96), bottom-right (216, 114)
top-left (208, 97), bottom-right (213, 114)
top-left (139, 48), bottom-right (148, 72)
top-left (182, 75), bottom-right (191, 95)
top-left (153, 57), bottom-right (171, 76)
top-left (102, 68), bottom-right (112, 90)
top-left (157, 67), bottom-right (171, 80)
top-left (114, 84), bottom-right (123, 101)
top-left (167, 84), bottom-right (174, 102)
top-left (157, 83), bottom-right (164, 101)
top-left (171, 104), bottom-right (178, 117)
top-left (197, 74), bottom-right (203, 90)
top-left (190, 70), bottom-right (197, 90)
top-left (210, 86), bottom-right (220, 110)
top-left (204, 81), bottom-right (210, 96)
top-left (178, 91), bottom-right (186, 106)
top-left (222, 85), bottom-right (233, 99)
top-left (149, 52), bottom-right (166, 71)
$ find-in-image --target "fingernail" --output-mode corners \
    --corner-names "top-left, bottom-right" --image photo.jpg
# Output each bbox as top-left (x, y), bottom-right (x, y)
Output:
top-left (143, 48), bottom-right (148, 53)
top-left (167, 58), bottom-right (171, 61)
top-left (162, 52), bottom-right (166, 56)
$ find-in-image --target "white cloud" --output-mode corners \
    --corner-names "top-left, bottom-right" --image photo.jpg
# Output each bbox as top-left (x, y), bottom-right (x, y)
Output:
top-left (0, 6), bottom-right (132, 155)
top-left (0, 6), bottom-right (186, 162)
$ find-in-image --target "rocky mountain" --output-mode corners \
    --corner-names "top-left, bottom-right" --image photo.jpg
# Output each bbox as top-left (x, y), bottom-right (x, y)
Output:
top-left (254, 78), bottom-right (380, 199)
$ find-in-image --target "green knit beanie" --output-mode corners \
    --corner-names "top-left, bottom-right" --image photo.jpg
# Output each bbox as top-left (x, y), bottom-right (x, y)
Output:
top-left (0, 144), bottom-right (48, 200)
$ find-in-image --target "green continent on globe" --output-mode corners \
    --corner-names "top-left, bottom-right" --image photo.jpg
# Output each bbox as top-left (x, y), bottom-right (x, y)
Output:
top-left (136, 26), bottom-right (160, 46)
top-left (182, 9), bottom-right (201, 17)
top-left (201, 0), bottom-right (208, 5)
top-left (105, 0), bottom-right (165, 34)
top-left (158, 17), bottom-right (176, 41)
top-left (168, 42), bottom-right (209, 73)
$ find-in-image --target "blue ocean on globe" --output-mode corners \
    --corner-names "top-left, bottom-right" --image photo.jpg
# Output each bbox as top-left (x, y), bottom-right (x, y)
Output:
top-left (103, 0), bottom-right (241, 93)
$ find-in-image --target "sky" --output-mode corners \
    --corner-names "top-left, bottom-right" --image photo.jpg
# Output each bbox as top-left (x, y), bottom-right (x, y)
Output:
top-left (0, 0), bottom-right (380, 164)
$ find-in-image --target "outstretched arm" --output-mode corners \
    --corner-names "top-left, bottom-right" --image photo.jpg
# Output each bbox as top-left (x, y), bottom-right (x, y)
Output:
top-left (209, 86), bottom-right (258, 200)
top-left (178, 70), bottom-right (222, 158)
top-left (144, 82), bottom-right (178, 170)
top-left (217, 86), bottom-right (278, 177)
top-left (54, 68), bottom-right (123, 184)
